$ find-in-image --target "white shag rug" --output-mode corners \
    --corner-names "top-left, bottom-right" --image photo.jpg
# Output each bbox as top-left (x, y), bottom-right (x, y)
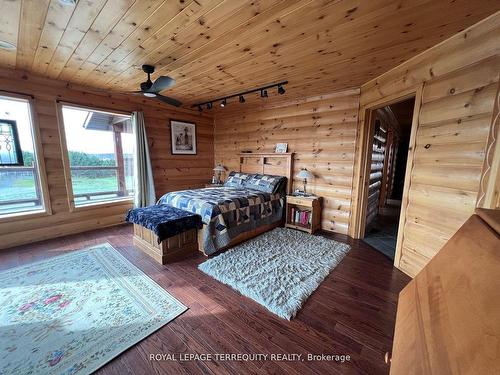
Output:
top-left (198, 228), bottom-right (350, 320)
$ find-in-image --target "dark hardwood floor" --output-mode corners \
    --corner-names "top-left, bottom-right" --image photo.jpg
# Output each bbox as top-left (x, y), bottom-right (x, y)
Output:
top-left (0, 225), bottom-right (410, 375)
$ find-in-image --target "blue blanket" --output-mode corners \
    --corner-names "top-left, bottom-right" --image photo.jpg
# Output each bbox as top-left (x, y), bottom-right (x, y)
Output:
top-left (126, 205), bottom-right (202, 243)
top-left (158, 187), bottom-right (284, 254)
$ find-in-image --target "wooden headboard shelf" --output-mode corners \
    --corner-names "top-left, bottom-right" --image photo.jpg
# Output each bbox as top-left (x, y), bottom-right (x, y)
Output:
top-left (238, 153), bottom-right (294, 194)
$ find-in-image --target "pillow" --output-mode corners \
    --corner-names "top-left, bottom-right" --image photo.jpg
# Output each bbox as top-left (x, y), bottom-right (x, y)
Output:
top-left (244, 173), bottom-right (287, 194)
top-left (223, 171), bottom-right (251, 188)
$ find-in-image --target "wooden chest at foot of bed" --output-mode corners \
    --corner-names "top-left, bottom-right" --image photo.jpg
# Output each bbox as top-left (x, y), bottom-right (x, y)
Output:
top-left (133, 224), bottom-right (198, 264)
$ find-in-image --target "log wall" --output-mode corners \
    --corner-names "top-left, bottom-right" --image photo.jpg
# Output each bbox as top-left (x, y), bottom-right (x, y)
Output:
top-left (0, 69), bottom-right (214, 250)
top-left (366, 117), bottom-right (386, 228)
top-left (214, 89), bottom-right (360, 235)
top-left (353, 12), bottom-right (500, 277)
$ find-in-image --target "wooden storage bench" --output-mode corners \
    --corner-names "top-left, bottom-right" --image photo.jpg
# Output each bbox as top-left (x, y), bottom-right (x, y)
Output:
top-left (133, 225), bottom-right (198, 264)
top-left (126, 205), bottom-right (202, 265)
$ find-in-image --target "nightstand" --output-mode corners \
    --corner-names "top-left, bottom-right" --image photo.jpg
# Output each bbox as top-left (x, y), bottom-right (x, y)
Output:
top-left (205, 183), bottom-right (223, 188)
top-left (285, 195), bottom-right (322, 234)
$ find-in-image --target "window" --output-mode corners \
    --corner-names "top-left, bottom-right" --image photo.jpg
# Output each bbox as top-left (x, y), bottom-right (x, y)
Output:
top-left (0, 95), bottom-right (47, 216)
top-left (60, 105), bottom-right (135, 207)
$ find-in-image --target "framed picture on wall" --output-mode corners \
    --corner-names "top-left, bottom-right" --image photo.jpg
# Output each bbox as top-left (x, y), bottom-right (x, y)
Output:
top-left (170, 120), bottom-right (197, 155)
top-left (275, 143), bottom-right (288, 153)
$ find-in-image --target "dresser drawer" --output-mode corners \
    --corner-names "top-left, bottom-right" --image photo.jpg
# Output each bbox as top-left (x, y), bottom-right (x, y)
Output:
top-left (287, 196), bottom-right (314, 207)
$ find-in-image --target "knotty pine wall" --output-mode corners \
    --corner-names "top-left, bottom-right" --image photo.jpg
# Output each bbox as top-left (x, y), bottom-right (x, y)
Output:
top-left (214, 88), bottom-right (360, 235)
top-left (214, 12), bottom-right (499, 277)
top-left (353, 12), bottom-right (500, 277)
top-left (0, 69), bottom-right (213, 250)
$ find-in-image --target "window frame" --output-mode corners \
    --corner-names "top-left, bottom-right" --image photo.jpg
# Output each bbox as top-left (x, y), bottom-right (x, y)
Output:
top-left (56, 101), bottom-right (135, 212)
top-left (0, 91), bottom-right (51, 223)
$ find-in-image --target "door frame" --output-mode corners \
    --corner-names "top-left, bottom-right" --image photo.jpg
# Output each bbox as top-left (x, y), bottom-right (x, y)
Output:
top-left (350, 84), bottom-right (423, 267)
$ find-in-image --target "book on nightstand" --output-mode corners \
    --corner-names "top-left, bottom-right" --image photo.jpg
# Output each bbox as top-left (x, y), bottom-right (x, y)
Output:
top-left (289, 207), bottom-right (312, 226)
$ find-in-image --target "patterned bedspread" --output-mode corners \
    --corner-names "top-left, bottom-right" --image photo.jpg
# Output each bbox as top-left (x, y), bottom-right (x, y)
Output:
top-left (157, 187), bottom-right (284, 255)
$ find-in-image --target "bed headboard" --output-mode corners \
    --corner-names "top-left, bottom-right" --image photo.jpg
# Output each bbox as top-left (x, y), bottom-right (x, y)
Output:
top-left (238, 153), bottom-right (294, 194)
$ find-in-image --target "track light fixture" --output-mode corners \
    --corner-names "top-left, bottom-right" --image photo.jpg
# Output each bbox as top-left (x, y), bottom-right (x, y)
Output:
top-left (197, 105), bottom-right (203, 111)
top-left (192, 80), bottom-right (288, 111)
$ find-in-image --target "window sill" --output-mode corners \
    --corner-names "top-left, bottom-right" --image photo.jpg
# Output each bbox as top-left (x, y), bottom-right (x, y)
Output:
top-left (0, 209), bottom-right (50, 224)
top-left (71, 198), bottom-right (134, 212)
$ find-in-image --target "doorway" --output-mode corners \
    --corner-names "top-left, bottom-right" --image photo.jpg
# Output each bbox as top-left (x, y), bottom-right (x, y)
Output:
top-left (362, 98), bottom-right (415, 260)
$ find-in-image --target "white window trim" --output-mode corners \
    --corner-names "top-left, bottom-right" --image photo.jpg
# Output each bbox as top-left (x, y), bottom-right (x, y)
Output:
top-left (56, 102), bottom-right (134, 212)
top-left (0, 91), bottom-right (52, 223)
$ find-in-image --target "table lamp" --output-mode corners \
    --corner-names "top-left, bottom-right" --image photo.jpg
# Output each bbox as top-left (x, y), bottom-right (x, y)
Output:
top-left (213, 164), bottom-right (226, 184)
top-left (296, 168), bottom-right (314, 196)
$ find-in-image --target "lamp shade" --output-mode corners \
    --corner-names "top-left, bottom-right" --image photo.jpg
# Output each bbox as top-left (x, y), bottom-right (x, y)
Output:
top-left (213, 165), bottom-right (226, 172)
top-left (296, 169), bottom-right (313, 180)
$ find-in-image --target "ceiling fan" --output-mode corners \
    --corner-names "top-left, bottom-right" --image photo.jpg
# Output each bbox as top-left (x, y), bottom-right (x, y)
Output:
top-left (131, 65), bottom-right (182, 107)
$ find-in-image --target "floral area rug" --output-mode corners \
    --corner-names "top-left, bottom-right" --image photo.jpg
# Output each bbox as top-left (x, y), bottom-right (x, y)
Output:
top-left (0, 243), bottom-right (186, 375)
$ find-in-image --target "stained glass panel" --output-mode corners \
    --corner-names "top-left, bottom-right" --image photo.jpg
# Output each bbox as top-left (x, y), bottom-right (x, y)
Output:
top-left (0, 119), bottom-right (24, 166)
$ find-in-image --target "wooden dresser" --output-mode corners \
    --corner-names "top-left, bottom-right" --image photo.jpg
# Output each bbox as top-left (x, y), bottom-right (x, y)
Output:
top-left (389, 208), bottom-right (500, 375)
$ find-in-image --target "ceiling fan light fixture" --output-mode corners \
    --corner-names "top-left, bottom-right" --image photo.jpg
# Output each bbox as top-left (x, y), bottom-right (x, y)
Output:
top-left (58, 0), bottom-right (76, 6)
top-left (130, 64), bottom-right (181, 107)
top-left (0, 40), bottom-right (16, 50)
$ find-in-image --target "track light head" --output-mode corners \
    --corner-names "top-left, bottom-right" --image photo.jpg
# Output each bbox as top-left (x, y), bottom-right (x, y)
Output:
top-left (278, 85), bottom-right (285, 95)
top-left (198, 105), bottom-right (203, 112)
top-left (207, 102), bottom-right (213, 109)
top-left (260, 89), bottom-right (268, 98)
top-left (239, 95), bottom-right (245, 103)
top-left (220, 98), bottom-right (227, 107)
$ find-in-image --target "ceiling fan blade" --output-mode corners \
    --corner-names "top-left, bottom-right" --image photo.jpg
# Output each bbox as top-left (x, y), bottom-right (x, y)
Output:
top-left (156, 94), bottom-right (182, 107)
top-left (150, 76), bottom-right (176, 92)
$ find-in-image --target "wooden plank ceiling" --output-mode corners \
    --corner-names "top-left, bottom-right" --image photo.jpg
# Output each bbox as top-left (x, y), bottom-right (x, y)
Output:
top-left (1, 0), bottom-right (499, 107)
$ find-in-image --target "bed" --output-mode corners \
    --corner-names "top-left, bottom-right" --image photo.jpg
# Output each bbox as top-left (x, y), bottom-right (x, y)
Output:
top-left (158, 185), bottom-right (283, 255)
top-left (159, 153), bottom-right (293, 255)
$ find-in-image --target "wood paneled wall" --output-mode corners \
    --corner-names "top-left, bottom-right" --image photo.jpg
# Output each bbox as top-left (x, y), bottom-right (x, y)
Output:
top-left (353, 12), bottom-right (500, 277)
top-left (214, 88), bottom-right (360, 235)
top-left (0, 69), bottom-right (213, 250)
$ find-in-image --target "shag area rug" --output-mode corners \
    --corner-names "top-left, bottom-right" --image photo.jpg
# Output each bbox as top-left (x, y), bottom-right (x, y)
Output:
top-left (0, 243), bottom-right (186, 375)
top-left (198, 228), bottom-right (350, 320)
